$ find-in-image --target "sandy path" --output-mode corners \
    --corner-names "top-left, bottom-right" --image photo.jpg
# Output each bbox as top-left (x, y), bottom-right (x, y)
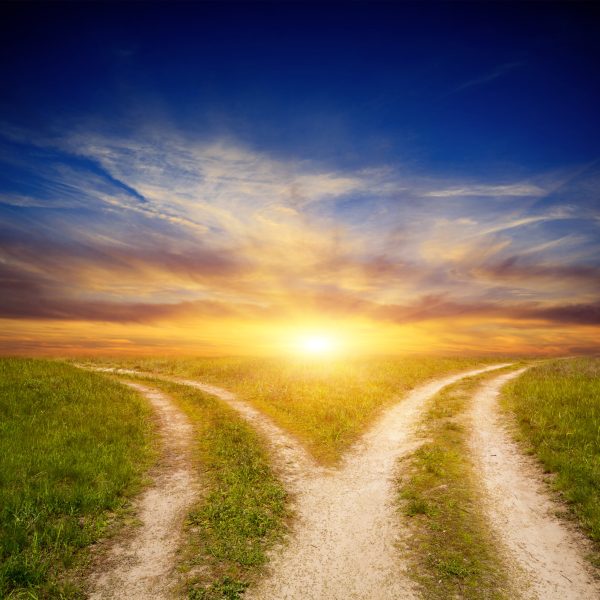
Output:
top-left (172, 377), bottom-right (318, 490)
top-left (244, 364), bottom-right (509, 600)
top-left (87, 364), bottom-right (511, 599)
top-left (88, 383), bottom-right (199, 600)
top-left (88, 367), bottom-right (317, 491)
top-left (469, 370), bottom-right (600, 600)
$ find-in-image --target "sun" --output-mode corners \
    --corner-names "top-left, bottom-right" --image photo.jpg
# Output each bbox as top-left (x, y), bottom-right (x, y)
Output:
top-left (298, 334), bottom-right (336, 355)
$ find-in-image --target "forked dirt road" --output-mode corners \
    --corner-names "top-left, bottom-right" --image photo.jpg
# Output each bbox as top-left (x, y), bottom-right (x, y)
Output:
top-left (89, 364), bottom-right (508, 599)
top-left (244, 364), bottom-right (509, 600)
top-left (88, 383), bottom-right (199, 600)
top-left (470, 370), bottom-right (600, 600)
top-left (89, 367), bottom-right (319, 491)
top-left (87, 364), bottom-right (599, 600)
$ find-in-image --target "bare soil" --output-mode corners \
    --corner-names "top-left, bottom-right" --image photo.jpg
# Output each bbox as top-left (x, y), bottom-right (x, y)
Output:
top-left (87, 383), bottom-right (199, 600)
top-left (469, 370), bottom-right (600, 600)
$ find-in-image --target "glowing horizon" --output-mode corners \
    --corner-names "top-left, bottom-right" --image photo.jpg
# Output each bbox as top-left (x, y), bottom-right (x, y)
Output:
top-left (0, 4), bottom-right (598, 357)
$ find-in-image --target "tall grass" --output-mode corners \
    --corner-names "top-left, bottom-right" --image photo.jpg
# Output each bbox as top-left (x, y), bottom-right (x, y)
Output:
top-left (81, 356), bottom-right (499, 464)
top-left (501, 357), bottom-right (600, 556)
top-left (0, 359), bottom-right (154, 599)
top-left (127, 378), bottom-right (287, 600)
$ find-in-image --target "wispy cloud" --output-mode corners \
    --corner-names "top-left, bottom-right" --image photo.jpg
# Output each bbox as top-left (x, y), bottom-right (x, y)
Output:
top-left (448, 61), bottom-right (525, 95)
top-left (424, 183), bottom-right (546, 198)
top-left (1, 122), bottom-right (599, 353)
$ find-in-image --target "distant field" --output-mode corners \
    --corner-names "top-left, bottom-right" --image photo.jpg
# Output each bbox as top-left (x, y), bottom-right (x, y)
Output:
top-left (0, 359), bottom-right (154, 599)
top-left (502, 357), bottom-right (600, 557)
top-left (80, 356), bottom-right (500, 464)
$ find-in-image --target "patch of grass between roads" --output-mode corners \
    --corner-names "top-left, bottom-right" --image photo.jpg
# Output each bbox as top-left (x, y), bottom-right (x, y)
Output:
top-left (0, 358), bottom-right (155, 599)
top-left (133, 378), bottom-right (288, 600)
top-left (501, 357), bottom-right (600, 565)
top-left (81, 356), bottom-right (501, 465)
top-left (397, 371), bottom-right (514, 599)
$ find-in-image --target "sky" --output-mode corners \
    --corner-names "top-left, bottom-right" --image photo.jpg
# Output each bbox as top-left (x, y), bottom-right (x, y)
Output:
top-left (1, 2), bottom-right (599, 356)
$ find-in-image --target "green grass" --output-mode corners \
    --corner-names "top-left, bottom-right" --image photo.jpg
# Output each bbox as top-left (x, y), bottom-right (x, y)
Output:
top-left (501, 357), bottom-right (600, 561)
top-left (0, 358), bottom-right (155, 599)
top-left (79, 356), bottom-right (500, 464)
top-left (125, 378), bottom-right (288, 599)
top-left (397, 371), bottom-right (515, 599)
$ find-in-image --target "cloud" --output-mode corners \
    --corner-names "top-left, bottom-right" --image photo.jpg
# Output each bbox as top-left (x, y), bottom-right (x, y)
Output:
top-left (0, 295), bottom-right (266, 323)
top-left (424, 183), bottom-right (546, 198)
top-left (1, 122), bottom-right (599, 354)
top-left (476, 256), bottom-right (600, 286)
top-left (477, 213), bottom-right (573, 236)
top-left (371, 296), bottom-right (600, 327)
top-left (511, 302), bottom-right (600, 326)
top-left (448, 61), bottom-right (525, 95)
top-left (0, 259), bottom-right (269, 323)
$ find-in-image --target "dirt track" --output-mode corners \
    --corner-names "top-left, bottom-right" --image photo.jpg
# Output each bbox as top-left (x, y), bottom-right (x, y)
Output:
top-left (88, 383), bottom-right (198, 600)
top-left (172, 377), bottom-right (319, 492)
top-left (89, 368), bottom-right (318, 492)
top-left (245, 364), bottom-right (509, 600)
top-left (469, 370), bottom-right (600, 600)
top-left (85, 364), bottom-right (599, 599)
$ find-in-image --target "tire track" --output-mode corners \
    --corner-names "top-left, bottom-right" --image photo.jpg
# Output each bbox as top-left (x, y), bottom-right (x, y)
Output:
top-left (245, 364), bottom-right (510, 600)
top-left (88, 383), bottom-right (199, 600)
top-left (469, 370), bottom-right (600, 600)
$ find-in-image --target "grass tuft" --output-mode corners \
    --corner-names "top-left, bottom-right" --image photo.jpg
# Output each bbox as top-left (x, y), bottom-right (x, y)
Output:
top-left (188, 577), bottom-right (248, 600)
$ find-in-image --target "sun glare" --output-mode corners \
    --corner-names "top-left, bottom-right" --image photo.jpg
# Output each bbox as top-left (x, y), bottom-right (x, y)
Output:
top-left (299, 335), bottom-right (336, 355)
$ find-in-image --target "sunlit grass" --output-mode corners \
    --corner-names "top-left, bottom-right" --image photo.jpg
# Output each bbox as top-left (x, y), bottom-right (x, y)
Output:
top-left (0, 359), bottom-right (154, 599)
top-left (79, 356), bottom-right (501, 464)
top-left (501, 357), bottom-right (600, 561)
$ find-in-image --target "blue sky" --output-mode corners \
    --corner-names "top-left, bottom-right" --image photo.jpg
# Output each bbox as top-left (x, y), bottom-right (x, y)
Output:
top-left (0, 2), bottom-right (599, 355)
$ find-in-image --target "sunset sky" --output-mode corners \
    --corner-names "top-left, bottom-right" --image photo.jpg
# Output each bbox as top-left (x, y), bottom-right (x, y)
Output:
top-left (1, 2), bottom-right (599, 356)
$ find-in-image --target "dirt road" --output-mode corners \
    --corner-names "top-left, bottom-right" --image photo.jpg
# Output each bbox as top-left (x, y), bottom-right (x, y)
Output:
top-left (469, 370), bottom-right (600, 600)
top-left (245, 364), bottom-right (509, 600)
top-left (88, 383), bottom-right (198, 600)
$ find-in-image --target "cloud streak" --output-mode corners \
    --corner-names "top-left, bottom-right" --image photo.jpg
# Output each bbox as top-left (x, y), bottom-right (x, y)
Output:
top-left (424, 183), bottom-right (546, 198)
top-left (448, 61), bottom-right (525, 95)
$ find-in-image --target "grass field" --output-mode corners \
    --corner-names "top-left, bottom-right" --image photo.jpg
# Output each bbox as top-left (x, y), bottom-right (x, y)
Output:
top-left (0, 359), bottom-right (155, 599)
top-left (5, 354), bottom-right (599, 598)
top-left (501, 357), bottom-right (600, 560)
top-left (80, 356), bottom-right (500, 464)
top-left (398, 371), bottom-right (514, 599)
top-left (3, 355), bottom-right (501, 598)
top-left (124, 377), bottom-right (288, 599)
